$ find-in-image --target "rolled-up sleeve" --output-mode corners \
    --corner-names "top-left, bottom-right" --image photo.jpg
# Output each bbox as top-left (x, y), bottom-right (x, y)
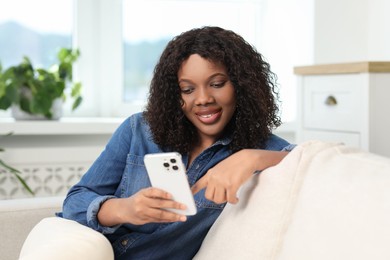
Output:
top-left (282, 143), bottom-right (296, 152)
top-left (61, 117), bottom-right (133, 231)
top-left (86, 195), bottom-right (121, 234)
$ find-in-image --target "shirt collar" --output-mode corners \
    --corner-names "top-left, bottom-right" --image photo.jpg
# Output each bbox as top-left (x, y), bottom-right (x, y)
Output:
top-left (212, 133), bottom-right (232, 147)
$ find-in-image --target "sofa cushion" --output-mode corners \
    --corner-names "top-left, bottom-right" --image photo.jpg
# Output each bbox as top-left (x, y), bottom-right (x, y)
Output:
top-left (277, 142), bottom-right (390, 260)
top-left (194, 141), bottom-right (390, 260)
top-left (194, 140), bottom-right (311, 259)
top-left (0, 196), bottom-right (63, 260)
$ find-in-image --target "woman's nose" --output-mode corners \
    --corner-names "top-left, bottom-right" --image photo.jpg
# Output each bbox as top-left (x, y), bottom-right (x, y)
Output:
top-left (195, 87), bottom-right (214, 105)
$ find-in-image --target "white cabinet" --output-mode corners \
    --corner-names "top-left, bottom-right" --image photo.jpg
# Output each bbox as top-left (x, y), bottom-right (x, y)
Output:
top-left (294, 62), bottom-right (390, 158)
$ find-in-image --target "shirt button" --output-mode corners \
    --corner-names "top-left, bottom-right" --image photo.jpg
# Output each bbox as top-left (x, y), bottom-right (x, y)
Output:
top-left (121, 239), bottom-right (128, 246)
top-left (196, 164), bottom-right (200, 169)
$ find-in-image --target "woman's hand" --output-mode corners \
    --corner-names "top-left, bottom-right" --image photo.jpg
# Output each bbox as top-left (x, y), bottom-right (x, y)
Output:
top-left (191, 149), bottom-right (288, 204)
top-left (97, 187), bottom-right (187, 227)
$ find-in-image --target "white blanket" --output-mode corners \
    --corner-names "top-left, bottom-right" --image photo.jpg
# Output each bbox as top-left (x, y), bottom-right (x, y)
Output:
top-left (195, 140), bottom-right (390, 260)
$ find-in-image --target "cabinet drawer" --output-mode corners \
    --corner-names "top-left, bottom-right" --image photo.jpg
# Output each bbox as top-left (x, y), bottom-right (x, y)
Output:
top-left (303, 74), bottom-right (366, 132)
top-left (302, 130), bottom-right (360, 149)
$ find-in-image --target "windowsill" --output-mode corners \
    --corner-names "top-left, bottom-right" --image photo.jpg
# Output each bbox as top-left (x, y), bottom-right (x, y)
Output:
top-left (0, 117), bottom-right (125, 135)
top-left (0, 117), bottom-right (297, 141)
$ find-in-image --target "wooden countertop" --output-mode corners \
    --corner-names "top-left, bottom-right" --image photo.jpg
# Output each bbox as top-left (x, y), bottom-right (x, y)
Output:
top-left (294, 61), bottom-right (390, 75)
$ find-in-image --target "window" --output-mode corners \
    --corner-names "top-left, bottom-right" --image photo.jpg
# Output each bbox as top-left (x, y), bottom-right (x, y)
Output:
top-left (0, 0), bottom-right (313, 124)
top-left (122, 0), bottom-right (261, 104)
top-left (0, 0), bottom-right (73, 117)
top-left (0, 0), bottom-right (73, 69)
top-left (118, 0), bottom-right (312, 122)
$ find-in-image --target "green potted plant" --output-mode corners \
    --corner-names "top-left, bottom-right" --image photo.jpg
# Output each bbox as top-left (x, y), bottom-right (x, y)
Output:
top-left (0, 48), bottom-right (82, 120)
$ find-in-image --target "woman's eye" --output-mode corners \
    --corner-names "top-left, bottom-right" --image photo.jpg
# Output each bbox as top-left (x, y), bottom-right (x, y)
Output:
top-left (210, 81), bottom-right (226, 88)
top-left (180, 87), bottom-right (194, 94)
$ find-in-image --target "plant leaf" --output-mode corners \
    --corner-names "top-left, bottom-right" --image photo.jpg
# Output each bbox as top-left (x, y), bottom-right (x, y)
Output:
top-left (0, 159), bottom-right (34, 195)
top-left (71, 82), bottom-right (82, 97)
top-left (12, 171), bottom-right (35, 195)
top-left (72, 96), bottom-right (83, 111)
top-left (0, 96), bottom-right (12, 110)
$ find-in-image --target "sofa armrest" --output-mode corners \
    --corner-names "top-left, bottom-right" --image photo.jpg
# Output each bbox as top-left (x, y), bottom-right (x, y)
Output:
top-left (0, 196), bottom-right (64, 260)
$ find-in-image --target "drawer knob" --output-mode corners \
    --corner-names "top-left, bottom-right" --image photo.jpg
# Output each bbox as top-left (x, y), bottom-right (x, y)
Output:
top-left (325, 95), bottom-right (337, 106)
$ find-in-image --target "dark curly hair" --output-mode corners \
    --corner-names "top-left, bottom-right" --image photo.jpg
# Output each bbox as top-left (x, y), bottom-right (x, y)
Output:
top-left (144, 26), bottom-right (281, 153)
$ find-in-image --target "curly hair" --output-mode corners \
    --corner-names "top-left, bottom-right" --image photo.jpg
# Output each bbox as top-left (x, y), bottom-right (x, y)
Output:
top-left (144, 26), bottom-right (281, 153)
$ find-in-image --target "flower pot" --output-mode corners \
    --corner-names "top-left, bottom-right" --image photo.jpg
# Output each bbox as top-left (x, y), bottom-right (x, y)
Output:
top-left (11, 98), bottom-right (63, 120)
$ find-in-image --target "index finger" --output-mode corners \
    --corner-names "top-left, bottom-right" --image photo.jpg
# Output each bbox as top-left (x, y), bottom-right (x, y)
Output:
top-left (191, 175), bottom-right (208, 195)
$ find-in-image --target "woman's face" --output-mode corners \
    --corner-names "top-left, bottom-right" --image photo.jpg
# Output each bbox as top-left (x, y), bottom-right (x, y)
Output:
top-left (178, 54), bottom-right (236, 146)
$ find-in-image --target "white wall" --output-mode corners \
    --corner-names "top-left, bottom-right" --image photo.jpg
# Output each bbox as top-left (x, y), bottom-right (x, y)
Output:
top-left (314, 0), bottom-right (390, 63)
top-left (259, 0), bottom-right (314, 124)
top-left (367, 0), bottom-right (390, 60)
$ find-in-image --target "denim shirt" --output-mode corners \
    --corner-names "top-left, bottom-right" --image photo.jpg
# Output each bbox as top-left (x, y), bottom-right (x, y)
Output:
top-left (61, 112), bottom-right (294, 260)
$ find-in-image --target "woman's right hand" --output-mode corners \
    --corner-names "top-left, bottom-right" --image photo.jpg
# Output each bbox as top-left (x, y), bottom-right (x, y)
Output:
top-left (97, 187), bottom-right (188, 227)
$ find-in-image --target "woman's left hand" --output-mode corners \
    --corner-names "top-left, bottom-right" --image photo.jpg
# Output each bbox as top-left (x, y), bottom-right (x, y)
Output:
top-left (191, 149), bottom-right (288, 204)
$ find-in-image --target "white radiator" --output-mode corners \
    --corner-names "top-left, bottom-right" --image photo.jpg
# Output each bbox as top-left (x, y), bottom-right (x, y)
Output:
top-left (0, 147), bottom-right (102, 200)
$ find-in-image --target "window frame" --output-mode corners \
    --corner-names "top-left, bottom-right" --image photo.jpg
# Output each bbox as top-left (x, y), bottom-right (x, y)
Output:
top-left (1, 0), bottom-right (311, 128)
top-left (74, 0), bottom-right (264, 118)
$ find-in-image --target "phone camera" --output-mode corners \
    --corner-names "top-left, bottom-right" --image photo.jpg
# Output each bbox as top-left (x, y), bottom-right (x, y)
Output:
top-left (170, 158), bottom-right (176, 163)
top-left (172, 165), bottom-right (179, 171)
top-left (163, 162), bottom-right (170, 168)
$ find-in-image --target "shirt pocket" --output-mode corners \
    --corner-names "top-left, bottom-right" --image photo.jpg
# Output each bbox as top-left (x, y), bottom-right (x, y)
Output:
top-left (194, 189), bottom-right (226, 210)
top-left (120, 153), bottom-right (151, 198)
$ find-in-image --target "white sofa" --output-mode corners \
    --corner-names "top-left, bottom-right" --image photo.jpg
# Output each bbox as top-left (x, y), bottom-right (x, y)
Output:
top-left (2, 140), bottom-right (390, 260)
top-left (0, 196), bottom-right (64, 260)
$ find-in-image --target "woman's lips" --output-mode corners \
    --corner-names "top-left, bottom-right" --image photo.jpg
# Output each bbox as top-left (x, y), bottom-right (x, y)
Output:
top-left (196, 110), bottom-right (222, 124)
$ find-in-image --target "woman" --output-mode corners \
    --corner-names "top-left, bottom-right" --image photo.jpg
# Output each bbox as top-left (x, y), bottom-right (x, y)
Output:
top-left (62, 26), bottom-right (295, 259)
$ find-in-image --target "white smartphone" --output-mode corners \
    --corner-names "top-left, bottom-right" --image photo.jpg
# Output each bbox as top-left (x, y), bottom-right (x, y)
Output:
top-left (144, 152), bottom-right (197, 216)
